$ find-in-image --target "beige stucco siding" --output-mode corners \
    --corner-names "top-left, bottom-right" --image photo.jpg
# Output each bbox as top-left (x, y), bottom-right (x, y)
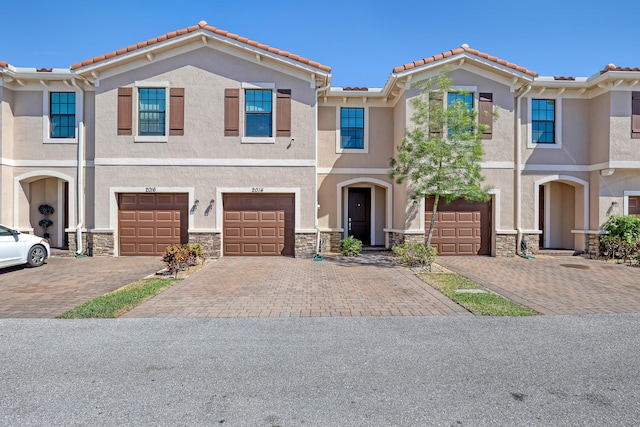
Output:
top-left (317, 105), bottom-right (394, 169)
top-left (95, 48), bottom-right (316, 162)
top-left (589, 93), bottom-right (611, 165)
top-left (522, 98), bottom-right (590, 166)
top-left (609, 91), bottom-right (638, 162)
top-left (11, 90), bottom-right (79, 161)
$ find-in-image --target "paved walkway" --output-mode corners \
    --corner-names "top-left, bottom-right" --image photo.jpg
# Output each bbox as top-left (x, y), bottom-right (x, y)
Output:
top-left (437, 255), bottom-right (640, 315)
top-left (0, 256), bottom-right (163, 318)
top-left (123, 255), bottom-right (470, 318)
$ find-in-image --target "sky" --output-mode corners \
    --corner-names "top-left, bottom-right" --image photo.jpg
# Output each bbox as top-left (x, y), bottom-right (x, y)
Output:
top-left (1, 0), bottom-right (639, 88)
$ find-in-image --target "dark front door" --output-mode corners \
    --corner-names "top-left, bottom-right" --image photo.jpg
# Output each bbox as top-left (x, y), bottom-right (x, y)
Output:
top-left (348, 188), bottom-right (371, 245)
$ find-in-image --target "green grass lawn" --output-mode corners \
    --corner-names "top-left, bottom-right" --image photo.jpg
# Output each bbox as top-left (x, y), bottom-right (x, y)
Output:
top-left (56, 277), bottom-right (178, 319)
top-left (420, 272), bottom-right (539, 316)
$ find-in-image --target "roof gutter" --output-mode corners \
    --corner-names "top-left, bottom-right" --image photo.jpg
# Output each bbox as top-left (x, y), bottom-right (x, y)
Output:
top-left (515, 84), bottom-right (532, 254)
top-left (70, 77), bottom-right (85, 255)
top-left (314, 78), bottom-right (331, 256)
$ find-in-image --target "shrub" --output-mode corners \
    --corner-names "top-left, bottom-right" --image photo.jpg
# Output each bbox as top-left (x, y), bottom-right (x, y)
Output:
top-left (162, 244), bottom-right (204, 277)
top-left (392, 242), bottom-right (437, 270)
top-left (340, 236), bottom-right (362, 257)
top-left (602, 215), bottom-right (640, 244)
top-left (600, 215), bottom-right (640, 263)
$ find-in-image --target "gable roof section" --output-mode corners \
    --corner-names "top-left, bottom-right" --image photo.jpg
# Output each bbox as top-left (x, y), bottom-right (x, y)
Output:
top-left (0, 60), bottom-right (8, 68)
top-left (393, 44), bottom-right (537, 77)
top-left (71, 20), bottom-right (331, 73)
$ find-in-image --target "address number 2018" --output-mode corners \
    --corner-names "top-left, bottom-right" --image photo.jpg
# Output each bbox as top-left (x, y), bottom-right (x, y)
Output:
top-left (252, 188), bottom-right (264, 193)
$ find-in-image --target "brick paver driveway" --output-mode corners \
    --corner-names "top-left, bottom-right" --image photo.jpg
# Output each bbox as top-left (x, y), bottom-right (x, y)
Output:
top-left (0, 256), bottom-right (163, 318)
top-left (437, 256), bottom-right (640, 315)
top-left (124, 254), bottom-right (470, 318)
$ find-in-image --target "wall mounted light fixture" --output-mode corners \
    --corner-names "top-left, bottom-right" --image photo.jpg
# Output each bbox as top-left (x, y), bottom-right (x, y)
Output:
top-left (190, 199), bottom-right (200, 215)
top-left (204, 199), bottom-right (214, 216)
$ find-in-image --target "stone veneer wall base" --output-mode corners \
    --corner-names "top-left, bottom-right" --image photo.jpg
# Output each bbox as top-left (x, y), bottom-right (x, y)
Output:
top-left (189, 232), bottom-right (221, 258)
top-left (295, 233), bottom-right (317, 258)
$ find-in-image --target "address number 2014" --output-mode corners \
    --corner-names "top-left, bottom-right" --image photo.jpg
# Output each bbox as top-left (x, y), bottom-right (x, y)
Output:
top-left (252, 188), bottom-right (264, 193)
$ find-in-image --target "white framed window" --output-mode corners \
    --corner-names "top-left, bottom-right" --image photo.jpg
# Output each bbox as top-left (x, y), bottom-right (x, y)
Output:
top-left (134, 81), bottom-right (169, 142)
top-left (527, 97), bottom-right (562, 149)
top-left (241, 82), bottom-right (276, 143)
top-left (335, 106), bottom-right (369, 153)
top-left (42, 88), bottom-right (82, 144)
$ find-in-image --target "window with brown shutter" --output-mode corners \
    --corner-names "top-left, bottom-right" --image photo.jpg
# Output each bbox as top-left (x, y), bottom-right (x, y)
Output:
top-left (117, 87), bottom-right (133, 135)
top-left (225, 88), bottom-right (240, 136)
top-left (632, 92), bottom-right (640, 138)
top-left (169, 88), bottom-right (184, 136)
top-left (276, 89), bottom-right (291, 137)
top-left (479, 93), bottom-right (493, 139)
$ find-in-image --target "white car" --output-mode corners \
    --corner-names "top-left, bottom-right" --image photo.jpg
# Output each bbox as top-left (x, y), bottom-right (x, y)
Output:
top-left (0, 225), bottom-right (51, 268)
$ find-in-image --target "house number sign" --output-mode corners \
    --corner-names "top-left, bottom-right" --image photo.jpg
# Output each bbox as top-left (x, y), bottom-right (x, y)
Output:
top-left (252, 188), bottom-right (264, 193)
top-left (145, 187), bottom-right (157, 193)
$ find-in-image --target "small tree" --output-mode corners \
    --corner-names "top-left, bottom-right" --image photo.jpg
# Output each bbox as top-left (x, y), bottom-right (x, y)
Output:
top-left (390, 71), bottom-right (493, 248)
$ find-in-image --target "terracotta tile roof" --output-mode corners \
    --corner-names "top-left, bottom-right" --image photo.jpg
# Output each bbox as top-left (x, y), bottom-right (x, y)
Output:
top-left (342, 87), bottom-right (369, 91)
top-left (600, 64), bottom-right (640, 74)
top-left (554, 76), bottom-right (575, 81)
top-left (71, 20), bottom-right (331, 73)
top-left (36, 68), bottom-right (52, 72)
top-left (0, 60), bottom-right (8, 68)
top-left (392, 44), bottom-right (537, 77)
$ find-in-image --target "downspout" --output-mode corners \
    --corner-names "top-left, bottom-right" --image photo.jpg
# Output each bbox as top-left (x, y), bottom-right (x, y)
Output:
top-left (314, 77), bottom-right (331, 257)
top-left (515, 84), bottom-right (532, 254)
top-left (71, 78), bottom-right (85, 255)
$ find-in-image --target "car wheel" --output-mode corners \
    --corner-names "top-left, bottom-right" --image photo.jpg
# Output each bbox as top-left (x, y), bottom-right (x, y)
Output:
top-left (27, 245), bottom-right (47, 267)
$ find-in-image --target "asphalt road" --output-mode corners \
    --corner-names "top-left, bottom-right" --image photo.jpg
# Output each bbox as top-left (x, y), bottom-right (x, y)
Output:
top-left (1, 315), bottom-right (639, 426)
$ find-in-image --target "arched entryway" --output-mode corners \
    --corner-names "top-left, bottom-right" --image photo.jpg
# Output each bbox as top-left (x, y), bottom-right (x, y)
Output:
top-left (336, 178), bottom-right (392, 247)
top-left (14, 171), bottom-right (74, 249)
top-left (535, 175), bottom-right (588, 251)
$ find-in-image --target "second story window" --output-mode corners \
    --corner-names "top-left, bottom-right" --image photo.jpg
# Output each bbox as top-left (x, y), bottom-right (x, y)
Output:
top-left (532, 99), bottom-right (555, 144)
top-left (50, 92), bottom-right (75, 138)
top-left (245, 89), bottom-right (273, 137)
top-left (447, 92), bottom-right (473, 112)
top-left (340, 107), bottom-right (364, 149)
top-left (139, 88), bottom-right (166, 136)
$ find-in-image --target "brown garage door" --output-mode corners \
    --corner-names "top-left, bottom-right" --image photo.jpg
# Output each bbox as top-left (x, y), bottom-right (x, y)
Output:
top-left (118, 193), bottom-right (188, 256)
top-left (425, 197), bottom-right (491, 256)
top-left (629, 196), bottom-right (640, 217)
top-left (223, 193), bottom-right (294, 256)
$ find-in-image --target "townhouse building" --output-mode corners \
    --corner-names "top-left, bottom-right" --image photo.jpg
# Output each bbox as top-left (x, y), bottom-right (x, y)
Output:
top-left (1, 21), bottom-right (639, 258)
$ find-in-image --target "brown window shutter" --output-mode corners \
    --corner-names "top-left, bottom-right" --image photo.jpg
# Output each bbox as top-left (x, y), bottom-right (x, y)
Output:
top-left (479, 92), bottom-right (493, 139)
top-left (117, 87), bottom-right (132, 135)
top-left (429, 93), bottom-right (443, 137)
top-left (224, 88), bottom-right (240, 136)
top-left (632, 92), bottom-right (640, 138)
top-left (169, 88), bottom-right (185, 135)
top-left (276, 89), bottom-right (291, 137)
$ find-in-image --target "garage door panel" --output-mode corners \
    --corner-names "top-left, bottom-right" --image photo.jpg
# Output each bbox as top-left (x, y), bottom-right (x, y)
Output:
top-left (426, 197), bottom-right (491, 256)
top-left (118, 193), bottom-right (188, 256)
top-left (243, 211), bottom-right (260, 221)
top-left (223, 193), bottom-right (294, 256)
top-left (440, 228), bottom-right (456, 237)
top-left (440, 212), bottom-right (456, 222)
top-left (225, 227), bottom-right (241, 238)
top-left (225, 211), bottom-right (241, 222)
top-left (457, 212), bottom-right (475, 222)
top-left (261, 211), bottom-right (277, 221)
top-left (457, 228), bottom-right (474, 238)
top-left (261, 227), bottom-right (277, 238)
